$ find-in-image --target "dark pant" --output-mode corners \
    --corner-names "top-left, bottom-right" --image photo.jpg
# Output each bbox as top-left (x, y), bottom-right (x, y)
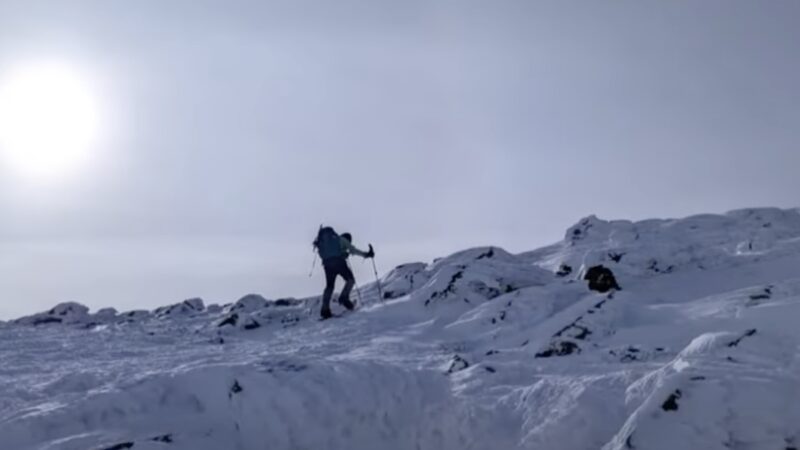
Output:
top-left (321, 257), bottom-right (355, 310)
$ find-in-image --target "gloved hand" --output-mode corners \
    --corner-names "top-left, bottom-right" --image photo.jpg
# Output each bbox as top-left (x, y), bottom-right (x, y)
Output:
top-left (366, 244), bottom-right (375, 259)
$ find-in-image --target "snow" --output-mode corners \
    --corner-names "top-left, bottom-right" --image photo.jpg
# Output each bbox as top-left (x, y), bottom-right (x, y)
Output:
top-left (2, 207), bottom-right (800, 449)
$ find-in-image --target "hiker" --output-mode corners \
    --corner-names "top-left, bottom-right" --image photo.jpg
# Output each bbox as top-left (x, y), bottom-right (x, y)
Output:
top-left (314, 227), bottom-right (375, 319)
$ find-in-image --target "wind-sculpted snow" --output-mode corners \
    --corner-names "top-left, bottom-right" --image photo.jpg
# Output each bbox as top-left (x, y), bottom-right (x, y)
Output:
top-left (2, 207), bottom-right (800, 449)
top-left (527, 207), bottom-right (800, 281)
top-left (2, 360), bottom-right (467, 450)
top-left (604, 326), bottom-right (800, 450)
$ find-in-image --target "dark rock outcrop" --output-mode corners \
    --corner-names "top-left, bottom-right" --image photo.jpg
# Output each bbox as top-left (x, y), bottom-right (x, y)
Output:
top-left (154, 298), bottom-right (205, 317)
top-left (584, 265), bottom-right (621, 293)
top-left (661, 389), bottom-right (682, 411)
top-left (727, 329), bottom-right (757, 347)
top-left (446, 355), bottom-right (470, 374)
top-left (536, 341), bottom-right (580, 358)
top-left (151, 434), bottom-right (173, 443)
top-left (217, 312), bottom-right (260, 330)
top-left (15, 302), bottom-right (90, 326)
top-left (102, 443), bottom-right (134, 450)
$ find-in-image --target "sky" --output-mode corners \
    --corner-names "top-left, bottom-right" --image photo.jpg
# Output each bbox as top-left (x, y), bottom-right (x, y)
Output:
top-left (1, 0), bottom-right (799, 319)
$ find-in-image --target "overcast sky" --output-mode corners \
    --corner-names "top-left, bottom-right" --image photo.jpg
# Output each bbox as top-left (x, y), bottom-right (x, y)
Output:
top-left (1, 0), bottom-right (799, 318)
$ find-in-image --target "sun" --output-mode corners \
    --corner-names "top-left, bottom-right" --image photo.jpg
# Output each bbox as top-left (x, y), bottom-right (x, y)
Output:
top-left (0, 62), bottom-right (100, 179)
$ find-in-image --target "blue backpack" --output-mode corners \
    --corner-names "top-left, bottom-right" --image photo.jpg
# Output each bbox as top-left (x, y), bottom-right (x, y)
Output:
top-left (315, 226), bottom-right (344, 261)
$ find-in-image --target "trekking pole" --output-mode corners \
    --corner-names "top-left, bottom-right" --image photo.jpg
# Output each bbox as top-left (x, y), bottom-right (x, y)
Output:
top-left (309, 224), bottom-right (322, 277)
top-left (308, 252), bottom-right (318, 277)
top-left (347, 260), bottom-right (363, 305)
top-left (371, 257), bottom-right (384, 301)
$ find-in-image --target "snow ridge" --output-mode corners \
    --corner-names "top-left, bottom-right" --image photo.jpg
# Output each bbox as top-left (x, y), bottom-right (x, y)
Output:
top-left (2, 207), bottom-right (800, 450)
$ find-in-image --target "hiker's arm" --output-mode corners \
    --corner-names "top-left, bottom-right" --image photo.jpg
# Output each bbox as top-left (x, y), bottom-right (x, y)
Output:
top-left (342, 240), bottom-right (369, 258)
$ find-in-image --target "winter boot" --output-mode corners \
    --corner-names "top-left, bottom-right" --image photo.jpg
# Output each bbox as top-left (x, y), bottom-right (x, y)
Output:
top-left (339, 296), bottom-right (355, 311)
top-left (320, 306), bottom-right (333, 319)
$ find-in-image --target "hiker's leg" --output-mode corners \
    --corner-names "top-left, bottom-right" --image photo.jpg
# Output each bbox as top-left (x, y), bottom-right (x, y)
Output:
top-left (338, 262), bottom-right (356, 307)
top-left (321, 263), bottom-right (337, 312)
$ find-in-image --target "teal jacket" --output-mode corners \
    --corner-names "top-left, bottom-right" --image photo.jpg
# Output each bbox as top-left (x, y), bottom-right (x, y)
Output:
top-left (340, 237), bottom-right (369, 258)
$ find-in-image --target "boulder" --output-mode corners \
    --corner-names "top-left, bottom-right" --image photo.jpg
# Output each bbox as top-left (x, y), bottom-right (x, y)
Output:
top-left (226, 294), bottom-right (269, 313)
top-left (217, 312), bottom-right (261, 331)
top-left (583, 265), bottom-right (621, 293)
top-left (154, 298), bottom-right (205, 317)
top-left (206, 304), bottom-right (224, 314)
top-left (556, 264), bottom-right (573, 277)
top-left (15, 302), bottom-right (91, 326)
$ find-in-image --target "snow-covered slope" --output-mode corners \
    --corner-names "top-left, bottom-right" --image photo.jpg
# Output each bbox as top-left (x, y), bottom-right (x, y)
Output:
top-left (2, 207), bottom-right (800, 450)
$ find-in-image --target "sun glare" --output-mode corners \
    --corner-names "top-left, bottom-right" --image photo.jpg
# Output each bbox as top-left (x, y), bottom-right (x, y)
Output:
top-left (0, 62), bottom-right (100, 179)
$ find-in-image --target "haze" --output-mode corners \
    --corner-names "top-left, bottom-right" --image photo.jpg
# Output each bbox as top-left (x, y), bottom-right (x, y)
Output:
top-left (1, 1), bottom-right (799, 318)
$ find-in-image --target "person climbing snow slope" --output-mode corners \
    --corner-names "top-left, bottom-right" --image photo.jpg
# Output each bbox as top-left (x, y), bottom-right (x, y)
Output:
top-left (313, 227), bottom-right (375, 319)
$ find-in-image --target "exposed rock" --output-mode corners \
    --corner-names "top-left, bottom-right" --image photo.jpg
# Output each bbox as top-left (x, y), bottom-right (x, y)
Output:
top-left (101, 443), bottom-right (134, 450)
top-left (218, 313), bottom-right (239, 327)
top-left (425, 269), bottom-right (465, 306)
top-left (151, 434), bottom-right (173, 443)
top-left (583, 265), bottom-right (621, 293)
top-left (229, 380), bottom-right (243, 398)
top-left (206, 304), bottom-right (224, 314)
top-left (261, 360), bottom-right (308, 373)
top-left (661, 389), bottom-right (682, 411)
top-left (217, 312), bottom-right (260, 331)
top-left (224, 294), bottom-right (300, 312)
top-left (49, 302), bottom-right (90, 317)
top-left (608, 346), bottom-right (666, 363)
top-left (272, 298), bottom-right (300, 307)
top-left (227, 294), bottom-right (268, 313)
top-left (748, 286), bottom-right (772, 304)
top-left (95, 308), bottom-right (118, 319)
top-left (446, 355), bottom-right (470, 374)
top-left (381, 262), bottom-right (430, 301)
top-left (243, 318), bottom-right (261, 330)
top-left (556, 264), bottom-right (573, 277)
top-left (554, 319), bottom-right (592, 340)
top-left (608, 252), bottom-right (625, 263)
top-left (476, 248), bottom-right (495, 259)
top-left (32, 317), bottom-right (64, 326)
top-left (727, 329), bottom-right (757, 347)
top-left (647, 259), bottom-right (675, 274)
top-left (536, 341), bottom-right (580, 358)
top-left (121, 310), bottom-right (152, 322)
top-left (15, 302), bottom-right (90, 326)
top-left (468, 280), bottom-right (502, 300)
top-left (154, 298), bottom-right (205, 317)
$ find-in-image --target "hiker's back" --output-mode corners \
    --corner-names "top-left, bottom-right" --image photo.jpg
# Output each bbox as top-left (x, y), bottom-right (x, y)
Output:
top-left (315, 227), bottom-right (344, 262)
top-left (312, 224), bottom-right (377, 319)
